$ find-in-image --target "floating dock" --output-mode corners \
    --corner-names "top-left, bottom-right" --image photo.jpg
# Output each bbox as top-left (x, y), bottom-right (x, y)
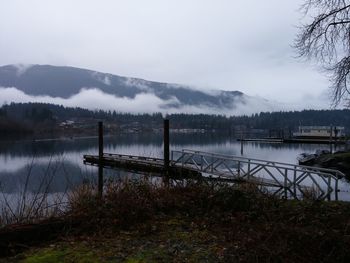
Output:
top-left (84, 121), bottom-right (344, 200)
top-left (83, 149), bottom-right (344, 200)
top-left (83, 153), bottom-right (202, 179)
top-left (238, 138), bottom-right (346, 144)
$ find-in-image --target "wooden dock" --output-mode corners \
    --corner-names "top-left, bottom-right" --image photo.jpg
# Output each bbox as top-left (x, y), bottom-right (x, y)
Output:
top-left (85, 121), bottom-right (344, 200)
top-left (83, 149), bottom-right (344, 200)
top-left (83, 153), bottom-right (202, 179)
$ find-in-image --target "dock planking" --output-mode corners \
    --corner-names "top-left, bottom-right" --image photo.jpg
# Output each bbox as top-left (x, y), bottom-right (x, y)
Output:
top-left (83, 153), bottom-right (202, 179)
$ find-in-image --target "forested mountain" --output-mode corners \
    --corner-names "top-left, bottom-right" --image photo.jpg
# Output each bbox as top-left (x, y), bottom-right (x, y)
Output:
top-left (0, 103), bottom-right (163, 124)
top-left (1, 102), bottom-right (349, 134)
top-left (168, 110), bottom-right (350, 131)
top-left (0, 64), bottom-right (251, 111)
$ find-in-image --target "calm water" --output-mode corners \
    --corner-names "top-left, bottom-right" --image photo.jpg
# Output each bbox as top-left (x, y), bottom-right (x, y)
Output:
top-left (0, 132), bottom-right (349, 200)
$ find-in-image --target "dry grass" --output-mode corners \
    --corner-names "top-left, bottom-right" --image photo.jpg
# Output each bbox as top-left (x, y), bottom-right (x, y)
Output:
top-left (2, 179), bottom-right (350, 262)
top-left (67, 179), bottom-right (273, 231)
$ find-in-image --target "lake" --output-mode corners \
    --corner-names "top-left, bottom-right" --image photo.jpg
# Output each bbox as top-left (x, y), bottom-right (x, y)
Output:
top-left (0, 132), bottom-right (349, 200)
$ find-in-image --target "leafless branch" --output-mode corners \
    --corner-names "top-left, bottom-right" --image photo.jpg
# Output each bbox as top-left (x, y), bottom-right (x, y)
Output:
top-left (295, 0), bottom-right (350, 106)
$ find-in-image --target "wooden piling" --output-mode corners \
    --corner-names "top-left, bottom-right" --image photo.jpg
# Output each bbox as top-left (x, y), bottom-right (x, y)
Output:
top-left (98, 121), bottom-right (103, 198)
top-left (335, 177), bottom-right (339, 201)
top-left (284, 169), bottom-right (288, 199)
top-left (164, 119), bottom-right (170, 173)
top-left (329, 125), bottom-right (333, 153)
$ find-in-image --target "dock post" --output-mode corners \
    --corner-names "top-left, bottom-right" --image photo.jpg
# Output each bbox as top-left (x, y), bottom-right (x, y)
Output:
top-left (164, 119), bottom-right (170, 174)
top-left (284, 169), bottom-right (288, 199)
top-left (327, 175), bottom-right (331, 201)
top-left (335, 176), bottom-right (339, 201)
top-left (240, 133), bottom-right (244, 156)
top-left (98, 121), bottom-right (104, 198)
top-left (329, 125), bottom-right (333, 154)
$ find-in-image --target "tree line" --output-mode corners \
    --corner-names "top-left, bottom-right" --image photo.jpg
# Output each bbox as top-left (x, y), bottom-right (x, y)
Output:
top-left (0, 102), bottom-right (350, 133)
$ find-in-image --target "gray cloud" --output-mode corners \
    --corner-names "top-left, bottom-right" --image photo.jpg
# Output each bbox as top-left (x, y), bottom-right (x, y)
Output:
top-left (0, 0), bottom-right (335, 108)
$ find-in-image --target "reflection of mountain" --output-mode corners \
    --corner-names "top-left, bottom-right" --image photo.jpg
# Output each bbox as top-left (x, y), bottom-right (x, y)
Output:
top-left (0, 162), bottom-right (85, 193)
top-left (0, 64), bottom-right (274, 114)
top-left (0, 134), bottom-right (334, 193)
top-left (0, 133), bottom-right (231, 157)
top-left (0, 161), bottom-right (136, 193)
top-left (0, 133), bottom-right (321, 158)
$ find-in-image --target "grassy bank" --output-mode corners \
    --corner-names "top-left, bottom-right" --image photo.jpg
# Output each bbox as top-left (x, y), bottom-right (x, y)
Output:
top-left (2, 180), bottom-right (350, 262)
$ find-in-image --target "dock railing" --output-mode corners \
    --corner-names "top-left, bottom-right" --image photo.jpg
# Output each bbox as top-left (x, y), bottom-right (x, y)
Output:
top-left (171, 149), bottom-right (344, 200)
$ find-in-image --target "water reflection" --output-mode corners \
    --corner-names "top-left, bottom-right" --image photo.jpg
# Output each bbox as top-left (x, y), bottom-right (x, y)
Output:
top-left (0, 133), bottom-right (347, 198)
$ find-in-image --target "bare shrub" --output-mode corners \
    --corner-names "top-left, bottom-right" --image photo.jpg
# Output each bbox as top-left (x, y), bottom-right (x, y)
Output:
top-left (0, 156), bottom-right (69, 225)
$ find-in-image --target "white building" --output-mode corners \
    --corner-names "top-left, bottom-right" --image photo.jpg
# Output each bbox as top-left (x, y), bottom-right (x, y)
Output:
top-left (293, 126), bottom-right (345, 139)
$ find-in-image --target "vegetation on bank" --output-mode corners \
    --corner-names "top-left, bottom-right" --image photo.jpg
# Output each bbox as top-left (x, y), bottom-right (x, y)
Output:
top-left (1, 179), bottom-right (350, 262)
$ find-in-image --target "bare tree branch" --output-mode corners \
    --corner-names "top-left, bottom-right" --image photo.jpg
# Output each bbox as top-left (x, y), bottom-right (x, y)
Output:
top-left (295, 0), bottom-right (350, 106)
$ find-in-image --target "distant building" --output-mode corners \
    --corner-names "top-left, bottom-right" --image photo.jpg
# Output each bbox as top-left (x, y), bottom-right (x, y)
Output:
top-left (59, 120), bottom-right (75, 128)
top-left (293, 126), bottom-right (345, 139)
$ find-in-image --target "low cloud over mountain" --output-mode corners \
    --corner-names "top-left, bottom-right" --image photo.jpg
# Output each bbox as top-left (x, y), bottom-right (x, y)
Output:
top-left (0, 64), bottom-right (276, 115)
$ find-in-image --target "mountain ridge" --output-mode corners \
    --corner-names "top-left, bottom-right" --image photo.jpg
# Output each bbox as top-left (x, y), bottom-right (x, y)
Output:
top-left (0, 64), bottom-right (274, 114)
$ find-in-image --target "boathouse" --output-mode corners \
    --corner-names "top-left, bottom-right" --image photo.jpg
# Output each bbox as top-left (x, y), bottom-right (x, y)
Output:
top-left (293, 126), bottom-right (345, 139)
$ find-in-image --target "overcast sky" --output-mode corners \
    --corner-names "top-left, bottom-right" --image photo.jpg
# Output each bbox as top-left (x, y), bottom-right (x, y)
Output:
top-left (0, 0), bottom-right (334, 109)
